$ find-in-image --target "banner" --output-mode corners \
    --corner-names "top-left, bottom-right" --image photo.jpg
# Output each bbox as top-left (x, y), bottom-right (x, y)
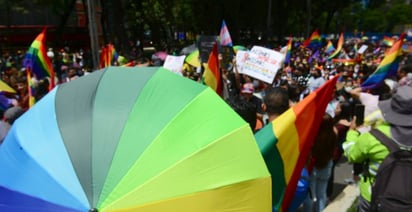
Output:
top-left (235, 46), bottom-right (284, 84)
top-left (163, 55), bottom-right (186, 75)
top-left (197, 35), bottom-right (219, 63)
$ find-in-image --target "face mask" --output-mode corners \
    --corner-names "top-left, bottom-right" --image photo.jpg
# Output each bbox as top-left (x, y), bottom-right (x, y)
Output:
top-left (344, 86), bottom-right (353, 93)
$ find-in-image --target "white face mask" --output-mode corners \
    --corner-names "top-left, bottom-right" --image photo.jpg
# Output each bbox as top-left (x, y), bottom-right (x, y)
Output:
top-left (344, 86), bottom-right (353, 93)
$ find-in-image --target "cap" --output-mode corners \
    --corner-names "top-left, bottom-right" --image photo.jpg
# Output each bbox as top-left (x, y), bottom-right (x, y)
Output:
top-left (241, 83), bottom-right (254, 94)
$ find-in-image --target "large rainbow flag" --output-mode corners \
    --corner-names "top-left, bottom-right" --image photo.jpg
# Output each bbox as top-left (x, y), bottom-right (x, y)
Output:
top-left (327, 32), bottom-right (344, 59)
top-left (23, 28), bottom-right (55, 89)
top-left (302, 29), bottom-right (321, 49)
top-left (202, 42), bottom-right (222, 96)
top-left (382, 36), bottom-right (395, 47)
top-left (255, 75), bottom-right (338, 211)
top-left (361, 33), bottom-right (405, 90)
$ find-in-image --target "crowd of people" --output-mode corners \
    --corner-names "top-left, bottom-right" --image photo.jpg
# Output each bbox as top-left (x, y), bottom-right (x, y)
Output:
top-left (1, 34), bottom-right (412, 211)
top-left (210, 37), bottom-right (412, 211)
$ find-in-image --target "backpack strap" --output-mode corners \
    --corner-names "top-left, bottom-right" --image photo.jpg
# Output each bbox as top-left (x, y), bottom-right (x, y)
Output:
top-left (370, 129), bottom-right (399, 153)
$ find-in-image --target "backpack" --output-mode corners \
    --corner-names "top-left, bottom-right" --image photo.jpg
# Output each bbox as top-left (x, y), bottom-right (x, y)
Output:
top-left (369, 129), bottom-right (412, 211)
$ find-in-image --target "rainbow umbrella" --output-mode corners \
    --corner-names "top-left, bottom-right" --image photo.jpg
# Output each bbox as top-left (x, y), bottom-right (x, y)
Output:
top-left (233, 45), bottom-right (247, 54)
top-left (153, 51), bottom-right (168, 61)
top-left (0, 67), bottom-right (271, 212)
top-left (184, 49), bottom-right (200, 68)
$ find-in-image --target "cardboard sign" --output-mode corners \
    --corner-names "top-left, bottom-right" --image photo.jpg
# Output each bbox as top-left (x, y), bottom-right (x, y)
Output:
top-left (358, 45), bottom-right (368, 54)
top-left (163, 55), bottom-right (186, 75)
top-left (235, 46), bottom-right (283, 84)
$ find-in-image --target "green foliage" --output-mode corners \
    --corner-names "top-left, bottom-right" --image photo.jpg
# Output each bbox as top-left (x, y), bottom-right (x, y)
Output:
top-left (3, 0), bottom-right (412, 49)
top-left (362, 9), bottom-right (387, 32)
top-left (386, 3), bottom-right (412, 26)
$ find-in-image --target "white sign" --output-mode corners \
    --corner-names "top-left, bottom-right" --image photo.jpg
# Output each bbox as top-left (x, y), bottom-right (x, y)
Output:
top-left (235, 46), bottom-right (283, 84)
top-left (163, 55), bottom-right (186, 75)
top-left (358, 45), bottom-right (368, 54)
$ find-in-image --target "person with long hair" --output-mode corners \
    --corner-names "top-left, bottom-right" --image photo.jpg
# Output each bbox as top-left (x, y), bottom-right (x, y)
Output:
top-left (303, 113), bottom-right (338, 212)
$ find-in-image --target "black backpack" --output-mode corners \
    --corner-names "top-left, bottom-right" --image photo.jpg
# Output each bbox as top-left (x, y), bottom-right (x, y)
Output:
top-left (369, 129), bottom-right (412, 211)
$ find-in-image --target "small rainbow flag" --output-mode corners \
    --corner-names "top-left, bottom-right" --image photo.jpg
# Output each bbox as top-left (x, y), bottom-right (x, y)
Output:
top-left (303, 29), bottom-right (321, 49)
top-left (255, 75), bottom-right (338, 211)
top-left (99, 44), bottom-right (118, 68)
top-left (325, 40), bottom-right (335, 54)
top-left (202, 42), bottom-right (222, 96)
top-left (382, 36), bottom-right (395, 47)
top-left (284, 37), bottom-right (293, 64)
top-left (361, 33), bottom-right (405, 90)
top-left (328, 32), bottom-right (344, 59)
top-left (23, 28), bottom-right (55, 89)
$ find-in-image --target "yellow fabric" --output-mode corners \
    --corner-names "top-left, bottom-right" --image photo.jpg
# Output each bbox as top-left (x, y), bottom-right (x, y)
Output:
top-left (202, 64), bottom-right (218, 91)
top-left (104, 177), bottom-right (271, 212)
top-left (0, 80), bottom-right (16, 93)
top-left (185, 50), bottom-right (201, 68)
top-left (273, 109), bottom-right (299, 183)
top-left (99, 125), bottom-right (269, 209)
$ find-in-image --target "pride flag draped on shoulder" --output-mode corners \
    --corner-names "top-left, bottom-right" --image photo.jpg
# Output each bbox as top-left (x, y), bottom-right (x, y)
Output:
top-left (23, 28), bottom-right (55, 90)
top-left (255, 75), bottom-right (338, 211)
top-left (361, 33), bottom-right (405, 90)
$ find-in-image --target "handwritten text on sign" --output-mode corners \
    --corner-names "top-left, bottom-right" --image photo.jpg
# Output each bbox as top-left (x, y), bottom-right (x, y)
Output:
top-left (236, 46), bottom-right (283, 84)
top-left (163, 55), bottom-right (186, 75)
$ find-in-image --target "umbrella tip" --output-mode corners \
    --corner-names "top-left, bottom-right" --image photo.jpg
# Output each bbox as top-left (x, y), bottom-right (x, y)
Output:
top-left (89, 208), bottom-right (98, 212)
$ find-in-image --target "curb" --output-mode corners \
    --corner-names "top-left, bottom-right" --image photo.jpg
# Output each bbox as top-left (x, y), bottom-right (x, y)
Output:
top-left (324, 184), bottom-right (359, 212)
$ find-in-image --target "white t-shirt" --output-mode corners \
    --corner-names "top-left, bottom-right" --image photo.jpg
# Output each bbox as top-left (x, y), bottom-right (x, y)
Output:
top-left (359, 92), bottom-right (379, 117)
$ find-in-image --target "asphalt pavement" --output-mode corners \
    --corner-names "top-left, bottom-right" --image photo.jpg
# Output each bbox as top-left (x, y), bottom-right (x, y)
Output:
top-left (297, 157), bottom-right (357, 211)
top-left (330, 157), bottom-right (355, 200)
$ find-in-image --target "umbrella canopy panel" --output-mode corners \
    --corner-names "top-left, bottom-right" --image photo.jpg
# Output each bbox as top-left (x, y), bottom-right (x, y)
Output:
top-left (0, 67), bottom-right (271, 212)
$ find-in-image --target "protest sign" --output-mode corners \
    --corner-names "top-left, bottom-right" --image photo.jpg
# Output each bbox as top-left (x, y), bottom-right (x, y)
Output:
top-left (235, 46), bottom-right (283, 84)
top-left (358, 45), bottom-right (368, 54)
top-left (163, 55), bottom-right (186, 75)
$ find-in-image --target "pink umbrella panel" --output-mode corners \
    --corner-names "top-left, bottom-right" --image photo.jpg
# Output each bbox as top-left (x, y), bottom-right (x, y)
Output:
top-left (153, 51), bottom-right (168, 61)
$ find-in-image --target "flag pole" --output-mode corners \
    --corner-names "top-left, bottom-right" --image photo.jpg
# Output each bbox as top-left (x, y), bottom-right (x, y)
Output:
top-left (87, 0), bottom-right (100, 70)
